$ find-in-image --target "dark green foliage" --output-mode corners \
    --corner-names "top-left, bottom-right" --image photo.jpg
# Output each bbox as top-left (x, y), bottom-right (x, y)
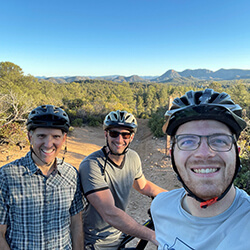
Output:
top-left (87, 115), bottom-right (103, 127)
top-left (71, 118), bottom-right (83, 127)
top-left (235, 155), bottom-right (250, 195)
top-left (148, 107), bottom-right (166, 137)
top-left (234, 120), bottom-right (250, 194)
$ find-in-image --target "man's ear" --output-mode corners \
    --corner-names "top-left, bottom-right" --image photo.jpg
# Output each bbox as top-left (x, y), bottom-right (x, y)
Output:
top-left (130, 133), bottom-right (135, 142)
top-left (169, 148), bottom-right (172, 156)
top-left (104, 130), bottom-right (108, 138)
top-left (63, 133), bottom-right (67, 142)
top-left (27, 131), bottom-right (32, 143)
top-left (237, 145), bottom-right (241, 154)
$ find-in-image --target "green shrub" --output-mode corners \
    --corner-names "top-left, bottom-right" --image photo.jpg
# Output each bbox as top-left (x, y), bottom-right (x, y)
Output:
top-left (234, 122), bottom-right (250, 194)
top-left (87, 115), bottom-right (102, 127)
top-left (71, 118), bottom-right (83, 127)
top-left (0, 123), bottom-right (28, 149)
top-left (148, 106), bottom-right (166, 137)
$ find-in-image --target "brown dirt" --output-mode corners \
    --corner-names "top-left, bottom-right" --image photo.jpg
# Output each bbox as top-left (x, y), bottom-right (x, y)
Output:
top-left (0, 119), bottom-right (181, 249)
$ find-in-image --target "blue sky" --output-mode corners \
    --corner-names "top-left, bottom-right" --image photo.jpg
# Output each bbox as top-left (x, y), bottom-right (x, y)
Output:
top-left (1, 0), bottom-right (250, 77)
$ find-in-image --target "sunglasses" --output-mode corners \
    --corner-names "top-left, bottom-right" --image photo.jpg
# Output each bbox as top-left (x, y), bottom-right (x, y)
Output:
top-left (108, 130), bottom-right (131, 139)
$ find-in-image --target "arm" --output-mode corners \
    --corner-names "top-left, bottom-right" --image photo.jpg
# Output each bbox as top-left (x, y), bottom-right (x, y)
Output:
top-left (70, 212), bottom-right (84, 250)
top-left (133, 175), bottom-right (167, 197)
top-left (0, 225), bottom-right (10, 250)
top-left (87, 189), bottom-right (158, 246)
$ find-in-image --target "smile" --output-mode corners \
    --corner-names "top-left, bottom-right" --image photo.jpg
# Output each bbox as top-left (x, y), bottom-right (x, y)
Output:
top-left (41, 149), bottom-right (55, 154)
top-left (192, 168), bottom-right (219, 174)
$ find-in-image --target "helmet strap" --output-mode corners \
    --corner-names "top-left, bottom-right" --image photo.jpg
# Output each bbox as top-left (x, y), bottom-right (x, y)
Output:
top-left (60, 140), bottom-right (68, 165)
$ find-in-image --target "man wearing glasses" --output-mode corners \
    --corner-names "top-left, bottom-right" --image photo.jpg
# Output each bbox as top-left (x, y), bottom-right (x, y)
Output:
top-left (79, 110), bottom-right (166, 249)
top-left (151, 89), bottom-right (250, 249)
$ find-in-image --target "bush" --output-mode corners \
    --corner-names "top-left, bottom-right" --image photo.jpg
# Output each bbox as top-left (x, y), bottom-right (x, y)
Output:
top-left (87, 115), bottom-right (102, 127)
top-left (71, 118), bottom-right (83, 127)
top-left (234, 122), bottom-right (250, 194)
top-left (0, 123), bottom-right (28, 149)
top-left (148, 106), bottom-right (166, 137)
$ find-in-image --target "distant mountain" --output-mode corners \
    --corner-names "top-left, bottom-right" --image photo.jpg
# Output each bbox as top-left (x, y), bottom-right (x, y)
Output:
top-left (36, 68), bottom-right (250, 84)
top-left (153, 69), bottom-right (181, 82)
top-left (180, 69), bottom-right (213, 79)
top-left (113, 75), bottom-right (146, 83)
top-left (150, 68), bottom-right (250, 82)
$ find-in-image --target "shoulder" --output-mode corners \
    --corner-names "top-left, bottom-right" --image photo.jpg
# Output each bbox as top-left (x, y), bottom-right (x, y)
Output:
top-left (126, 149), bottom-right (141, 161)
top-left (80, 149), bottom-right (104, 165)
top-left (79, 149), bottom-right (105, 177)
top-left (58, 160), bottom-right (78, 173)
top-left (0, 152), bottom-right (31, 174)
top-left (152, 188), bottom-right (185, 205)
top-left (235, 188), bottom-right (250, 206)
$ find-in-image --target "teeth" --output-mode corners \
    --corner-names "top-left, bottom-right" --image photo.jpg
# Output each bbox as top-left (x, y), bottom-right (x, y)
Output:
top-left (193, 168), bottom-right (217, 174)
top-left (42, 149), bottom-right (54, 153)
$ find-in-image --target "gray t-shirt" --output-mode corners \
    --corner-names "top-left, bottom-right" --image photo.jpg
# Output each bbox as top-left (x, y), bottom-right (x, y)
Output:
top-left (151, 187), bottom-right (250, 250)
top-left (79, 147), bottom-right (143, 248)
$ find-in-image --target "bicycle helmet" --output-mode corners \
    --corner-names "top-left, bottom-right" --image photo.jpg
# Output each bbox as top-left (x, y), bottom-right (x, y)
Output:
top-left (103, 110), bottom-right (138, 133)
top-left (27, 105), bottom-right (70, 132)
top-left (162, 88), bottom-right (246, 139)
top-left (162, 89), bottom-right (247, 208)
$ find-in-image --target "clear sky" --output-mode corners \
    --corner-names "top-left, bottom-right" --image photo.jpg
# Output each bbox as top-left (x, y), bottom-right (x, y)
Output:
top-left (1, 0), bottom-right (250, 77)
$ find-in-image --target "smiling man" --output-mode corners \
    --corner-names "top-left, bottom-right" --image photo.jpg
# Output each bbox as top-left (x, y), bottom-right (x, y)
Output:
top-left (151, 89), bottom-right (250, 249)
top-left (79, 110), bottom-right (167, 249)
top-left (0, 105), bottom-right (84, 250)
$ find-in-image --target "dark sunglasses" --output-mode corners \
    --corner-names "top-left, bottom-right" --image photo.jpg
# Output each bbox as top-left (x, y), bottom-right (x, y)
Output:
top-left (108, 130), bottom-right (131, 139)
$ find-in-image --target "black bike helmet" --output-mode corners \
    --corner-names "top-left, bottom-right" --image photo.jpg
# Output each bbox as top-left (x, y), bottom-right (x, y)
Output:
top-left (162, 88), bottom-right (246, 139)
top-left (103, 110), bottom-right (138, 133)
top-left (162, 89), bottom-right (247, 208)
top-left (27, 105), bottom-right (70, 132)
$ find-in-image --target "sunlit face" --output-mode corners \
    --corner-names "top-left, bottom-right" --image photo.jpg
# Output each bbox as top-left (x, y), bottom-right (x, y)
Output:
top-left (105, 128), bottom-right (134, 155)
top-left (28, 127), bottom-right (66, 166)
top-left (173, 120), bottom-right (236, 200)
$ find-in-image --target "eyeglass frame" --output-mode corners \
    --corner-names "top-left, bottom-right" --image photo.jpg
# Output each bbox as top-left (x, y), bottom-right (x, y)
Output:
top-left (108, 130), bottom-right (132, 139)
top-left (172, 133), bottom-right (236, 152)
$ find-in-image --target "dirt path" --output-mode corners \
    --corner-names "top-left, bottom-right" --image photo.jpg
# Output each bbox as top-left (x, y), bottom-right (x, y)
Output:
top-left (0, 119), bottom-right (181, 249)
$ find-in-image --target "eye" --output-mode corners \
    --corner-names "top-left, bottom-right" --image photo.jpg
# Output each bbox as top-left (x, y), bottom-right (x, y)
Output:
top-left (37, 134), bottom-right (45, 139)
top-left (53, 135), bottom-right (61, 139)
top-left (210, 136), bottom-right (230, 146)
top-left (178, 136), bottom-right (198, 148)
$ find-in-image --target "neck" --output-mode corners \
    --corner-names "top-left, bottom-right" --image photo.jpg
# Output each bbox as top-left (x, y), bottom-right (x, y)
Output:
top-left (182, 186), bottom-right (236, 217)
top-left (31, 152), bottom-right (56, 176)
top-left (105, 146), bottom-right (125, 166)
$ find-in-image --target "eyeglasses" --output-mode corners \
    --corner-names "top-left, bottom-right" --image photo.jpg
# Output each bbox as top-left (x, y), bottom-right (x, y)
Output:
top-left (174, 134), bottom-right (236, 152)
top-left (108, 130), bottom-right (131, 139)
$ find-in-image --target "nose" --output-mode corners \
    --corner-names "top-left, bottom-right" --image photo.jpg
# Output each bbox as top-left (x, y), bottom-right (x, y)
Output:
top-left (116, 134), bottom-right (125, 141)
top-left (193, 137), bottom-right (215, 157)
top-left (44, 136), bottom-right (54, 147)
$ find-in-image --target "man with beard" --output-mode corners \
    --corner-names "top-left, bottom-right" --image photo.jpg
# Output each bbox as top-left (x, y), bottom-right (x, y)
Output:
top-left (79, 110), bottom-right (167, 249)
top-left (151, 89), bottom-right (250, 249)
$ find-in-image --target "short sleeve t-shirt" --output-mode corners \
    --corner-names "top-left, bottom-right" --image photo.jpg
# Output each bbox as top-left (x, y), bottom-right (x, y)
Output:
top-left (151, 187), bottom-right (250, 250)
top-left (79, 147), bottom-right (143, 247)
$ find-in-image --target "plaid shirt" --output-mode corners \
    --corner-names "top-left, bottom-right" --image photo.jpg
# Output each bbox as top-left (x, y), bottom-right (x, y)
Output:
top-left (0, 151), bottom-right (84, 250)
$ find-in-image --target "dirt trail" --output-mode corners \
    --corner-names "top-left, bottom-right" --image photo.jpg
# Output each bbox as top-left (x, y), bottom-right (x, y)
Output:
top-left (0, 119), bottom-right (181, 249)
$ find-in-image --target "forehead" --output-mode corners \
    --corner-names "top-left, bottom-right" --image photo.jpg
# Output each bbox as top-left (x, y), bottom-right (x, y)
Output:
top-left (176, 120), bottom-right (231, 135)
top-left (33, 127), bottom-right (63, 135)
top-left (108, 127), bottom-right (131, 133)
